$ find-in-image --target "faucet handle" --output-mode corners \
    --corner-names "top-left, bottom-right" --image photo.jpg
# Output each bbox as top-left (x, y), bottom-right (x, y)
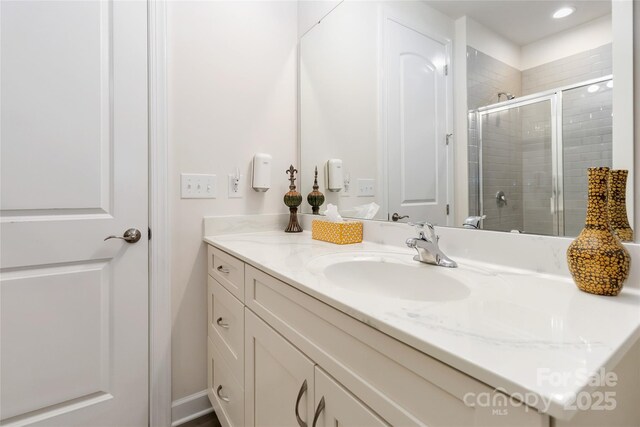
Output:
top-left (423, 222), bottom-right (438, 242)
top-left (409, 221), bottom-right (437, 242)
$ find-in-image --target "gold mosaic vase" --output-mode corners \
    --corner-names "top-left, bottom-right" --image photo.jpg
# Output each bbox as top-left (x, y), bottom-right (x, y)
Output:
top-left (608, 169), bottom-right (633, 242)
top-left (567, 167), bottom-right (630, 296)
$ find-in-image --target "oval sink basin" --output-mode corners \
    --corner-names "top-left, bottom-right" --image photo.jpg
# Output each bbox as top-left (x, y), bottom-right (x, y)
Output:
top-left (308, 252), bottom-right (471, 302)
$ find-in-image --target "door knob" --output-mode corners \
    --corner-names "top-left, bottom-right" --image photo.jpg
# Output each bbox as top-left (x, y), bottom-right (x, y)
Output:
top-left (392, 213), bottom-right (409, 222)
top-left (104, 228), bottom-right (142, 243)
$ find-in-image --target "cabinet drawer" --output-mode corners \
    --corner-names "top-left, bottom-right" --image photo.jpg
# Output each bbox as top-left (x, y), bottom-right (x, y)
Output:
top-left (208, 337), bottom-right (244, 427)
top-left (245, 265), bottom-right (548, 427)
top-left (208, 275), bottom-right (244, 382)
top-left (208, 245), bottom-right (245, 301)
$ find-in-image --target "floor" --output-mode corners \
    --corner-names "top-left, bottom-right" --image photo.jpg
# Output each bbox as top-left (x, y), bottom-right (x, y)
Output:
top-left (181, 412), bottom-right (221, 427)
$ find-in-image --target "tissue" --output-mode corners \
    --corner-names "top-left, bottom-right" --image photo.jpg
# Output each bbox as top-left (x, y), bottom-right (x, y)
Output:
top-left (323, 204), bottom-right (343, 222)
top-left (352, 202), bottom-right (380, 220)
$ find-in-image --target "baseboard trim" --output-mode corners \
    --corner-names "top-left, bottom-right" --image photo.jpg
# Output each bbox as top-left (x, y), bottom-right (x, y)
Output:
top-left (171, 390), bottom-right (214, 427)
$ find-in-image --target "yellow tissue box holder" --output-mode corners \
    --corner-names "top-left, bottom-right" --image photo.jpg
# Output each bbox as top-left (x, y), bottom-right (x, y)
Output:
top-left (312, 219), bottom-right (363, 245)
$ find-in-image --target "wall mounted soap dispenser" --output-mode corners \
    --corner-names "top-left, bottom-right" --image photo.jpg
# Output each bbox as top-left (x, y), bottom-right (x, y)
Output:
top-left (252, 153), bottom-right (272, 192)
top-left (325, 159), bottom-right (343, 192)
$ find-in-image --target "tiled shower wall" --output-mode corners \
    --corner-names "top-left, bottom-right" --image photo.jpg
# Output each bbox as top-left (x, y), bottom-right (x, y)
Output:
top-left (466, 47), bottom-right (522, 229)
top-left (562, 83), bottom-right (613, 236)
top-left (467, 43), bottom-right (612, 236)
top-left (521, 44), bottom-right (612, 95)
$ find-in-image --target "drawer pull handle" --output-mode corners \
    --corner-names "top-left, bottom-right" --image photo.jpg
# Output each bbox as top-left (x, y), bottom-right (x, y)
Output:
top-left (216, 385), bottom-right (230, 403)
top-left (295, 379), bottom-right (308, 427)
top-left (312, 396), bottom-right (325, 427)
top-left (216, 317), bottom-right (230, 329)
top-left (217, 265), bottom-right (230, 274)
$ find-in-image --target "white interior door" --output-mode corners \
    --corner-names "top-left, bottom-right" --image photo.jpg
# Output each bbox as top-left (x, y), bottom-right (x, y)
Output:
top-left (386, 19), bottom-right (450, 225)
top-left (0, 1), bottom-right (149, 425)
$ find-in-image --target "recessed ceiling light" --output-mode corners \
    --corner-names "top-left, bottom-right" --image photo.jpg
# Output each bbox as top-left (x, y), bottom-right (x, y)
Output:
top-left (587, 84), bottom-right (600, 93)
top-left (553, 7), bottom-right (575, 19)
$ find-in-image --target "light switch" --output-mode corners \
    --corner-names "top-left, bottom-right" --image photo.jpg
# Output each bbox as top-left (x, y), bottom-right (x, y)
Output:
top-left (181, 174), bottom-right (217, 199)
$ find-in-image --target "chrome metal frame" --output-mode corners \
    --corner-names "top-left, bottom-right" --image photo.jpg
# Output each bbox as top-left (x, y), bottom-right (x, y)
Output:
top-left (474, 74), bottom-right (612, 113)
top-left (471, 75), bottom-right (612, 236)
top-left (555, 91), bottom-right (565, 236)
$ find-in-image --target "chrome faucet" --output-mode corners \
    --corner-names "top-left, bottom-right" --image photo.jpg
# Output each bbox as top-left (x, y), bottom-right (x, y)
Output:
top-left (462, 215), bottom-right (486, 229)
top-left (405, 222), bottom-right (457, 268)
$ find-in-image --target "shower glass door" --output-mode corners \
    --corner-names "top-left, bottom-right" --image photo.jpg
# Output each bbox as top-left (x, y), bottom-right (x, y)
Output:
top-left (478, 96), bottom-right (558, 235)
top-left (472, 76), bottom-right (613, 237)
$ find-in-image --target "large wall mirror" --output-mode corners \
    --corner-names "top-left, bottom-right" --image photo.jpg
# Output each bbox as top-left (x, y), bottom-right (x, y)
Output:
top-left (299, 0), bottom-right (634, 237)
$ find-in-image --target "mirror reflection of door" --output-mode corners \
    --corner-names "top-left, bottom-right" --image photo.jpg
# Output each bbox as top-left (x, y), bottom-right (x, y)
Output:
top-left (386, 19), bottom-right (451, 226)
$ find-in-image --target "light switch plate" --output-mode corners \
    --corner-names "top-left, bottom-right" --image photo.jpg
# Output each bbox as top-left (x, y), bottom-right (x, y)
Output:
top-left (181, 174), bottom-right (217, 199)
top-left (228, 174), bottom-right (244, 198)
top-left (357, 179), bottom-right (375, 197)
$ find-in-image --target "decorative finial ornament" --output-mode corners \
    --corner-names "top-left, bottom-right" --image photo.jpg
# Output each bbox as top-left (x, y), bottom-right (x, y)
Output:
top-left (307, 166), bottom-right (325, 215)
top-left (284, 165), bottom-right (303, 232)
top-left (286, 165), bottom-right (297, 189)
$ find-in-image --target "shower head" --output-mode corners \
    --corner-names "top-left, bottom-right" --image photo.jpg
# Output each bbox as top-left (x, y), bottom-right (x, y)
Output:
top-left (498, 92), bottom-right (515, 101)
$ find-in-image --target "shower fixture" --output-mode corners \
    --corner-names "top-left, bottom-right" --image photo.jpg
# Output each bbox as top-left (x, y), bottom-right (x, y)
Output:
top-left (498, 92), bottom-right (515, 101)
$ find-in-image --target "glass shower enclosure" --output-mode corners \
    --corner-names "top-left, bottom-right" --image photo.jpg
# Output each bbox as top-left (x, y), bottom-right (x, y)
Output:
top-left (469, 75), bottom-right (613, 237)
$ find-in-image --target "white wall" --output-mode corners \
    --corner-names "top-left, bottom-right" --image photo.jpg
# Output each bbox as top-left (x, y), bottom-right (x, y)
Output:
top-left (299, 1), bottom-right (381, 217)
top-left (298, 0), bottom-right (341, 37)
top-left (521, 14), bottom-right (612, 70)
top-left (466, 17), bottom-right (521, 70)
top-left (453, 16), bottom-right (469, 226)
top-left (167, 0), bottom-right (298, 401)
top-left (632, 1), bottom-right (639, 239)
top-left (610, 1), bottom-right (635, 230)
top-left (466, 14), bottom-right (612, 72)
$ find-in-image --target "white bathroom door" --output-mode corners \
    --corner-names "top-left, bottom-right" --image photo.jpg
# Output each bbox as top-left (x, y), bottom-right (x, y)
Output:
top-left (386, 19), bottom-right (450, 225)
top-left (0, 1), bottom-right (149, 426)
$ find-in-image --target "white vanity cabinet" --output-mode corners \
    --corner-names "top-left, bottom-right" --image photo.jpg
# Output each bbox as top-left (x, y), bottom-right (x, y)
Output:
top-left (207, 245), bottom-right (549, 427)
top-left (244, 306), bottom-right (390, 427)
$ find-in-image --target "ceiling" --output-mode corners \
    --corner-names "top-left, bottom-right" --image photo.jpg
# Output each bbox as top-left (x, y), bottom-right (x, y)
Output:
top-left (424, 0), bottom-right (611, 46)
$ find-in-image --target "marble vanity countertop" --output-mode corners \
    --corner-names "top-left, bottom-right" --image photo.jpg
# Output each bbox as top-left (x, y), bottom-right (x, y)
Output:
top-left (204, 230), bottom-right (640, 420)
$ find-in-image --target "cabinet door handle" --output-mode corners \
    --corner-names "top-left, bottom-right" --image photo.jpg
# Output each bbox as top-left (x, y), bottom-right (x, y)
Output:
top-left (216, 385), bottom-right (230, 403)
top-left (216, 317), bottom-right (229, 329)
top-left (295, 379), bottom-right (308, 427)
top-left (312, 396), bottom-right (325, 427)
top-left (217, 265), bottom-right (230, 274)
